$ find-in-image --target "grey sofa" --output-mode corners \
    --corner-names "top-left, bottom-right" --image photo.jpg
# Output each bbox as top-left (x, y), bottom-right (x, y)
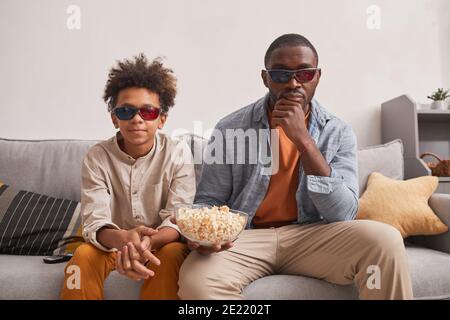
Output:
top-left (0, 136), bottom-right (449, 300)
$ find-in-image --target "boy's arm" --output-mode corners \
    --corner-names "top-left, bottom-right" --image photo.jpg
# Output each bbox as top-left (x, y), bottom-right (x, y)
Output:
top-left (194, 126), bottom-right (233, 206)
top-left (81, 149), bottom-right (121, 252)
top-left (156, 140), bottom-right (196, 247)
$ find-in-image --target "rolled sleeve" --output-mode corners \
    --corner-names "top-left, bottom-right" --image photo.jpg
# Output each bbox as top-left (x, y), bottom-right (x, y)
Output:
top-left (306, 125), bottom-right (359, 223)
top-left (80, 148), bottom-right (119, 252)
top-left (83, 222), bottom-right (120, 252)
top-left (157, 215), bottom-right (180, 232)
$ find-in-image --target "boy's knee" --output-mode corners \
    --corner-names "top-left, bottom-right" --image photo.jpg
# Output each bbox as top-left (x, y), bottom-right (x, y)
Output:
top-left (70, 243), bottom-right (106, 266)
top-left (156, 242), bottom-right (189, 264)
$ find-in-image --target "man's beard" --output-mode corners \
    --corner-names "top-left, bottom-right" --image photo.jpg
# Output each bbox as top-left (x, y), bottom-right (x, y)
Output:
top-left (268, 88), bottom-right (313, 112)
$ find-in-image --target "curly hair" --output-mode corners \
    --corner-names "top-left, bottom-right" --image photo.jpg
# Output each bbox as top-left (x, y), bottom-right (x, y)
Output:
top-left (103, 53), bottom-right (177, 113)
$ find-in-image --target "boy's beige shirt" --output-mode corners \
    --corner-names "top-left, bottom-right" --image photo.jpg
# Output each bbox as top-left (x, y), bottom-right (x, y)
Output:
top-left (81, 131), bottom-right (196, 252)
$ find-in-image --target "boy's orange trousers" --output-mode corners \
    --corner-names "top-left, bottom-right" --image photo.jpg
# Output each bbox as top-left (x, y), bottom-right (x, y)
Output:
top-left (60, 242), bottom-right (189, 300)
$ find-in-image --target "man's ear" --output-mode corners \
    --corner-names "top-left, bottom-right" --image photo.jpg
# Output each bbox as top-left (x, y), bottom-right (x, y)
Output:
top-left (315, 69), bottom-right (322, 85)
top-left (110, 113), bottom-right (119, 129)
top-left (261, 70), bottom-right (269, 88)
top-left (157, 113), bottom-right (167, 129)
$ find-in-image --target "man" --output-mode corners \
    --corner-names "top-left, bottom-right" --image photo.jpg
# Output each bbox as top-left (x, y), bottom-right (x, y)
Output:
top-left (176, 34), bottom-right (413, 299)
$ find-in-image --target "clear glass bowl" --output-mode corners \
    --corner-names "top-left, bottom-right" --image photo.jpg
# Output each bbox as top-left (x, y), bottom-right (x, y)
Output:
top-left (174, 204), bottom-right (248, 247)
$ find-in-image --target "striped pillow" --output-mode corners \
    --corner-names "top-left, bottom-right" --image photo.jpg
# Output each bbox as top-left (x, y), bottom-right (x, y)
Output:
top-left (0, 181), bottom-right (84, 256)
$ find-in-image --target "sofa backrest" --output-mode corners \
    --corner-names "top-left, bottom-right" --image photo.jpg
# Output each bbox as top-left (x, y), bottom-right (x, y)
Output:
top-left (0, 136), bottom-right (404, 201)
top-left (0, 138), bottom-right (97, 201)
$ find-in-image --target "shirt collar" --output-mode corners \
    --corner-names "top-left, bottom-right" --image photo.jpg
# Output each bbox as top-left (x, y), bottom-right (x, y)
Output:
top-left (112, 131), bottom-right (158, 165)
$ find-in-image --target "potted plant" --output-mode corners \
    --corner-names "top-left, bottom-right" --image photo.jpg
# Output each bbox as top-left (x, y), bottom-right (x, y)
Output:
top-left (427, 88), bottom-right (450, 110)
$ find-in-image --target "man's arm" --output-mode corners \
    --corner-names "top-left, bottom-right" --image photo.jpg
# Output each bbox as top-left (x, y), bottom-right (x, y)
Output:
top-left (304, 124), bottom-right (359, 222)
top-left (271, 100), bottom-right (359, 223)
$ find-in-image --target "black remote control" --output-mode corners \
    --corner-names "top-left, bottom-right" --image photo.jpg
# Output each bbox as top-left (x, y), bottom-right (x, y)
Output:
top-left (42, 254), bottom-right (73, 264)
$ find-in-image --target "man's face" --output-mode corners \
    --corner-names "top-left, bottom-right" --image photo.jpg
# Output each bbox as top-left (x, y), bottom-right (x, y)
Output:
top-left (262, 45), bottom-right (321, 110)
top-left (111, 87), bottom-right (167, 147)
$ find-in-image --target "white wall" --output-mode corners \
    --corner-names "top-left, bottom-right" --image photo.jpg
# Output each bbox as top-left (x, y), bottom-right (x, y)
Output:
top-left (0, 0), bottom-right (448, 147)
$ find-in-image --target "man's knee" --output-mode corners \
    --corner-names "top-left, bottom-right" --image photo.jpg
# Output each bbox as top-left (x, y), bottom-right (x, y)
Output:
top-left (177, 254), bottom-right (216, 300)
top-left (353, 220), bottom-right (405, 255)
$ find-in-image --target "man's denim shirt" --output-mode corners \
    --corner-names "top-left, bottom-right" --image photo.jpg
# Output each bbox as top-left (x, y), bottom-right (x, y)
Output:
top-left (194, 94), bottom-right (359, 228)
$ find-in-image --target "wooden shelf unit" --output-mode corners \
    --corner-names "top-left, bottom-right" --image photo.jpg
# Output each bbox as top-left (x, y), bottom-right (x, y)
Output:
top-left (381, 95), bottom-right (450, 194)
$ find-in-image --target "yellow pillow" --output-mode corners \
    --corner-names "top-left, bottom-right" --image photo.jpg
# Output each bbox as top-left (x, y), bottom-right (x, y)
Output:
top-left (356, 172), bottom-right (448, 238)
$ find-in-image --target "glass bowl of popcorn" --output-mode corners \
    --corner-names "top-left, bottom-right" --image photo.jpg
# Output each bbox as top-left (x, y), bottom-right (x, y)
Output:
top-left (174, 204), bottom-right (248, 247)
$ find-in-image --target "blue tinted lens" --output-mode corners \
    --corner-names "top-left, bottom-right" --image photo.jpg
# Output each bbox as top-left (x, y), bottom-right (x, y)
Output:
top-left (269, 70), bottom-right (293, 83)
top-left (114, 107), bottom-right (137, 120)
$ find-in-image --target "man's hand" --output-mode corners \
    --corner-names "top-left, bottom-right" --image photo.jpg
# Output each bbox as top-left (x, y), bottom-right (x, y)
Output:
top-left (115, 227), bottom-right (161, 281)
top-left (271, 97), bottom-right (312, 151)
top-left (271, 96), bottom-right (331, 177)
top-left (170, 215), bottom-right (233, 255)
top-left (186, 240), bottom-right (233, 255)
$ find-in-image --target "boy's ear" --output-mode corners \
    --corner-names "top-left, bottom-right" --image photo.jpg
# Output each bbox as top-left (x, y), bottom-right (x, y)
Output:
top-left (111, 113), bottom-right (119, 129)
top-left (157, 113), bottom-right (167, 129)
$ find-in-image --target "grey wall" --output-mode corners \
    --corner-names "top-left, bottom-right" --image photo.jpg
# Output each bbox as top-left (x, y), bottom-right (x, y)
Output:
top-left (0, 0), bottom-right (449, 147)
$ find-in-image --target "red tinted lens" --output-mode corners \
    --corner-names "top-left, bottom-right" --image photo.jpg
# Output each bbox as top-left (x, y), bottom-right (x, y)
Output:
top-left (139, 107), bottom-right (161, 120)
top-left (296, 69), bottom-right (316, 82)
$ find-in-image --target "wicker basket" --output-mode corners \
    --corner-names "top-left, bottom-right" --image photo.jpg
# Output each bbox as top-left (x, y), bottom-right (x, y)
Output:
top-left (420, 152), bottom-right (450, 177)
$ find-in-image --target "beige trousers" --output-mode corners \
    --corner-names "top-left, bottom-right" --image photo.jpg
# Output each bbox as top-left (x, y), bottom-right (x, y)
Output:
top-left (178, 220), bottom-right (413, 300)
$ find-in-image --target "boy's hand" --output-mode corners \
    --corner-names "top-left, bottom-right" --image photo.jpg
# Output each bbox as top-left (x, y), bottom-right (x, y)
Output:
top-left (116, 227), bottom-right (161, 281)
top-left (170, 215), bottom-right (233, 255)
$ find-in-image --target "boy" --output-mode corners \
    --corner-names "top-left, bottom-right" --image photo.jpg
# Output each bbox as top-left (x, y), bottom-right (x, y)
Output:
top-left (61, 54), bottom-right (195, 300)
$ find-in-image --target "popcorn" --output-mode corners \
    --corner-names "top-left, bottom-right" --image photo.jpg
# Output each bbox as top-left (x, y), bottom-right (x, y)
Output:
top-left (176, 205), bottom-right (247, 244)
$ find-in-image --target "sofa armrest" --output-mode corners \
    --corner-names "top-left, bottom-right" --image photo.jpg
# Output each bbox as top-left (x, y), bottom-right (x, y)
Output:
top-left (408, 193), bottom-right (450, 254)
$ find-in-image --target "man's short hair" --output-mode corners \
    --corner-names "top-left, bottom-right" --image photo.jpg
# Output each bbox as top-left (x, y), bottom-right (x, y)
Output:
top-left (103, 53), bottom-right (177, 113)
top-left (264, 33), bottom-right (319, 68)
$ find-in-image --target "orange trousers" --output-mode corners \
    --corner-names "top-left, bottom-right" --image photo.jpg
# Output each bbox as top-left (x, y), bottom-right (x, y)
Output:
top-left (60, 241), bottom-right (189, 300)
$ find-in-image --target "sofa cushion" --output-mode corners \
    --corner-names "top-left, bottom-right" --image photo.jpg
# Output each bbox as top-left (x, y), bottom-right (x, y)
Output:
top-left (0, 182), bottom-right (83, 256)
top-left (357, 139), bottom-right (404, 197)
top-left (1, 246), bottom-right (448, 300)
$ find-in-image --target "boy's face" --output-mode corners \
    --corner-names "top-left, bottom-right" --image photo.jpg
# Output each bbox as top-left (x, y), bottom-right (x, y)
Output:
top-left (111, 87), bottom-right (167, 148)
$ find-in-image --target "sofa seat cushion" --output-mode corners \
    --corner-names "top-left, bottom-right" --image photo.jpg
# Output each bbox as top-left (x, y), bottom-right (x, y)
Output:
top-left (0, 255), bottom-right (141, 299)
top-left (0, 246), bottom-right (449, 300)
top-left (243, 246), bottom-right (450, 300)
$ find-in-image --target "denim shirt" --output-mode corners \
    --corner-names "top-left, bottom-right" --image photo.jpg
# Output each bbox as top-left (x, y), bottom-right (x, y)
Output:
top-left (194, 93), bottom-right (359, 228)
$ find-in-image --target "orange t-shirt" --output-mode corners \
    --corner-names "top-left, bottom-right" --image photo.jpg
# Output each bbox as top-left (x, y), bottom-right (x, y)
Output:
top-left (252, 107), bottom-right (310, 228)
